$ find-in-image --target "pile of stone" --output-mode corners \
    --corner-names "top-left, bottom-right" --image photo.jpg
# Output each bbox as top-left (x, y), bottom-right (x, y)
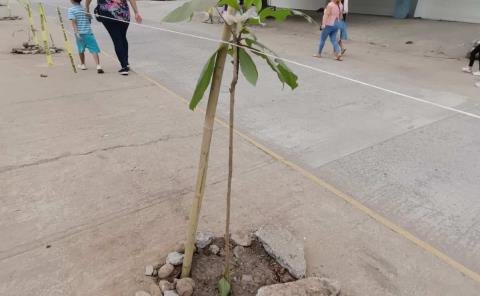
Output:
top-left (11, 42), bottom-right (62, 55)
top-left (136, 231), bottom-right (216, 296)
top-left (135, 225), bottom-right (341, 296)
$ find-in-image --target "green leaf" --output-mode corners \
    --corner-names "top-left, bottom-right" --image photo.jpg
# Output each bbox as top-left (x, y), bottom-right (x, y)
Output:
top-left (238, 48), bottom-right (258, 86)
top-left (217, 0), bottom-right (240, 11)
top-left (253, 0), bottom-right (262, 12)
top-left (245, 44), bottom-right (298, 90)
top-left (244, 0), bottom-right (262, 11)
top-left (291, 9), bottom-right (317, 25)
top-left (163, 0), bottom-right (217, 22)
top-left (190, 51), bottom-right (218, 110)
top-left (276, 59), bottom-right (298, 89)
top-left (246, 18), bottom-right (261, 26)
top-left (217, 277), bottom-right (231, 296)
top-left (259, 7), bottom-right (292, 22)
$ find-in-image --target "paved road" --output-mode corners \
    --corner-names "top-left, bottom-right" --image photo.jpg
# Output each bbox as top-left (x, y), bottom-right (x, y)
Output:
top-left (44, 0), bottom-right (480, 276)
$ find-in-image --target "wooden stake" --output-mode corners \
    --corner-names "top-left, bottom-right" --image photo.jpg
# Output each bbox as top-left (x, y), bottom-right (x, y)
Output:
top-left (25, 2), bottom-right (39, 47)
top-left (181, 7), bottom-right (235, 278)
top-left (56, 6), bottom-right (77, 73)
top-left (37, 3), bottom-right (53, 65)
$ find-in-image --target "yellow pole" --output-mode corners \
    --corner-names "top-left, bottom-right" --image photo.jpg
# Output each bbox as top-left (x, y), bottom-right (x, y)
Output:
top-left (56, 6), bottom-right (76, 73)
top-left (37, 3), bottom-right (53, 65)
top-left (25, 1), bottom-right (39, 47)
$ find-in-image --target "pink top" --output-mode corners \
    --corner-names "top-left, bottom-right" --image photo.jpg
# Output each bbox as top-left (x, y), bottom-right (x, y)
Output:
top-left (322, 2), bottom-right (343, 27)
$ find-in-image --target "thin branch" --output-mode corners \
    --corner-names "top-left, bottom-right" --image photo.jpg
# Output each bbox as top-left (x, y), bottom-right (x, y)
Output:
top-left (224, 33), bottom-right (240, 282)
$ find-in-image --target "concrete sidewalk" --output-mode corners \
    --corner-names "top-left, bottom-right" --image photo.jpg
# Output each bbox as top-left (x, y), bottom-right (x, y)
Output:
top-left (0, 12), bottom-right (479, 296)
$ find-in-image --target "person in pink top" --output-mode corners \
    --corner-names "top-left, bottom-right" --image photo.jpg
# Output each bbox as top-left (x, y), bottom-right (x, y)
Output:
top-left (314, 0), bottom-right (343, 61)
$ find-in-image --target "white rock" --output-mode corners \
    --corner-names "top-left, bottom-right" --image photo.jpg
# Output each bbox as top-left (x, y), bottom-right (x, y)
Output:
top-left (233, 245), bottom-right (245, 258)
top-left (166, 252), bottom-right (184, 266)
top-left (158, 263), bottom-right (175, 279)
top-left (135, 291), bottom-right (151, 296)
top-left (175, 277), bottom-right (195, 296)
top-left (145, 265), bottom-right (155, 276)
top-left (209, 244), bottom-right (220, 255)
top-left (256, 277), bottom-right (340, 296)
top-left (255, 224), bottom-right (306, 279)
top-left (159, 280), bottom-right (175, 292)
top-left (196, 231), bottom-right (214, 249)
top-left (164, 291), bottom-right (179, 296)
top-left (232, 230), bottom-right (253, 247)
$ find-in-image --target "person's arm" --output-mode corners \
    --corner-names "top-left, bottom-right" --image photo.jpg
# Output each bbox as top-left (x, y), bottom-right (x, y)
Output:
top-left (322, 4), bottom-right (331, 28)
top-left (68, 9), bottom-right (80, 38)
top-left (129, 0), bottom-right (142, 23)
top-left (71, 19), bottom-right (80, 38)
top-left (85, 0), bottom-right (92, 18)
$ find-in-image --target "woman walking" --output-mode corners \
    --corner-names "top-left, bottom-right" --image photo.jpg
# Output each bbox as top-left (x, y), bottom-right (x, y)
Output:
top-left (315, 0), bottom-right (343, 61)
top-left (86, 0), bottom-right (142, 75)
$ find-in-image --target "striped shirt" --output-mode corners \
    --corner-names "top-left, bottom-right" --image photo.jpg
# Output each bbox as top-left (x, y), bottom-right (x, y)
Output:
top-left (68, 4), bottom-right (91, 34)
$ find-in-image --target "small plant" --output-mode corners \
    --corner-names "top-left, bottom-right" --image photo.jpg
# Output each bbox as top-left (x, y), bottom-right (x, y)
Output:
top-left (164, 1), bottom-right (313, 294)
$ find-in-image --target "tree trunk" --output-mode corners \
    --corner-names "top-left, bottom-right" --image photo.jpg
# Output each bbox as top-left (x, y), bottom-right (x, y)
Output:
top-left (181, 7), bottom-right (235, 278)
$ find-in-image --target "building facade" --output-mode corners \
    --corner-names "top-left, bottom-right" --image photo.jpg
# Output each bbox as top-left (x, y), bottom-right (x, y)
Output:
top-left (269, 0), bottom-right (480, 23)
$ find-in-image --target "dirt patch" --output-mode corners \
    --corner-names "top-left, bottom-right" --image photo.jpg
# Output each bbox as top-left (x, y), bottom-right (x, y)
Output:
top-left (189, 238), bottom-right (295, 296)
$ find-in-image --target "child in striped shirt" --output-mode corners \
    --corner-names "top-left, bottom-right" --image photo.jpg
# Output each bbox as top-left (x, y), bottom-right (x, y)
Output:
top-left (68, 0), bottom-right (104, 73)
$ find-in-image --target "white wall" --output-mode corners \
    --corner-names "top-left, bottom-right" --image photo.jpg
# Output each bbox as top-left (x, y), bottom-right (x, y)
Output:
top-left (415, 0), bottom-right (480, 23)
top-left (350, 0), bottom-right (396, 16)
top-left (269, 0), bottom-right (323, 11)
top-left (269, 0), bottom-right (397, 16)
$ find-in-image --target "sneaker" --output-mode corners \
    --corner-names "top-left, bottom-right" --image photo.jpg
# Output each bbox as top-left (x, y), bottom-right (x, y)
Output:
top-left (119, 67), bottom-right (129, 76)
top-left (473, 71), bottom-right (480, 76)
top-left (96, 65), bottom-right (104, 74)
top-left (462, 66), bottom-right (472, 73)
top-left (78, 64), bottom-right (87, 70)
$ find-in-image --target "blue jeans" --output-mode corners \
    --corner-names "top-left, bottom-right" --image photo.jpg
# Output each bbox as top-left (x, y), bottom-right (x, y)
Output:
top-left (338, 20), bottom-right (348, 40)
top-left (318, 25), bottom-right (340, 54)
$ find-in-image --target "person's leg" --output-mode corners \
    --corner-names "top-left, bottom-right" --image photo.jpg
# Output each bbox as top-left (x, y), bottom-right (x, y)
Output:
top-left (92, 53), bottom-right (100, 65)
top-left (119, 22), bottom-right (129, 68)
top-left (102, 20), bottom-right (125, 68)
top-left (329, 28), bottom-right (342, 60)
top-left (75, 36), bottom-right (87, 69)
top-left (84, 33), bottom-right (104, 73)
top-left (317, 27), bottom-right (331, 55)
top-left (464, 44), bottom-right (480, 73)
top-left (79, 52), bottom-right (85, 65)
top-left (470, 44), bottom-right (480, 68)
top-left (339, 21), bottom-right (347, 54)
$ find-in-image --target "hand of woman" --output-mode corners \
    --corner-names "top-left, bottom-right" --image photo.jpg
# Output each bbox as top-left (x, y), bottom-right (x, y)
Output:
top-left (135, 12), bottom-right (142, 23)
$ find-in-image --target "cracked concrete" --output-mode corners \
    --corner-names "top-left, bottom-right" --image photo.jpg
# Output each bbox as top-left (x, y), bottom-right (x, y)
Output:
top-left (0, 132), bottom-right (202, 174)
